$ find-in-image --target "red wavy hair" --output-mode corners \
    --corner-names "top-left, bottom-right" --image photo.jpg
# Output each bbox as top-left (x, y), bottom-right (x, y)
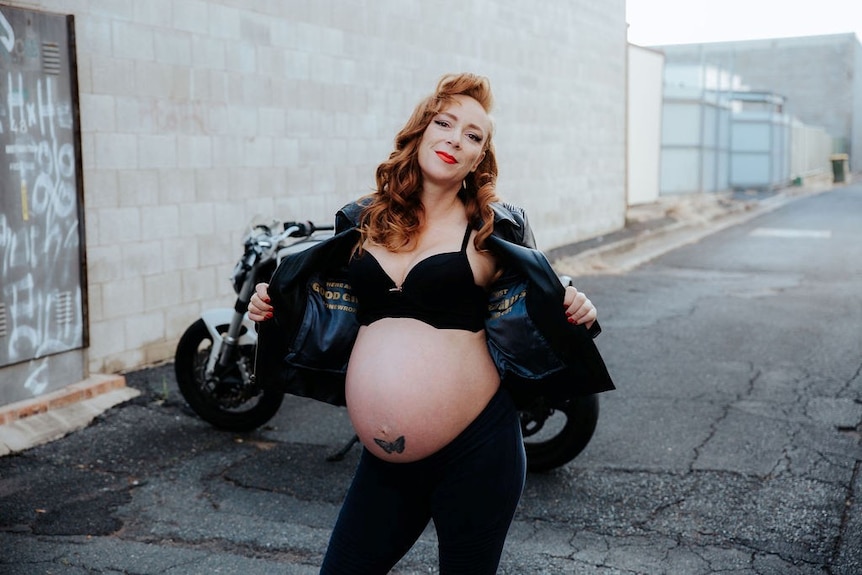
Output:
top-left (360, 73), bottom-right (499, 251)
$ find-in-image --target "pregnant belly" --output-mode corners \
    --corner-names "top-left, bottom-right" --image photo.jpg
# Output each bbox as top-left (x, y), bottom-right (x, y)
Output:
top-left (345, 319), bottom-right (500, 462)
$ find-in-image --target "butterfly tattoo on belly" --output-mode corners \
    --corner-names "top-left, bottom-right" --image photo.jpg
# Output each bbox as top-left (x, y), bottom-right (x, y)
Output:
top-left (374, 435), bottom-right (406, 454)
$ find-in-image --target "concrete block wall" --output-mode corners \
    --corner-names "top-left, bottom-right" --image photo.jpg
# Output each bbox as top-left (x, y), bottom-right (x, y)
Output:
top-left (2, 0), bottom-right (627, 377)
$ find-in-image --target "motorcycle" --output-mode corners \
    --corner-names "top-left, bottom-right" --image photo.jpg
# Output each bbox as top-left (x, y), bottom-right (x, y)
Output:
top-left (174, 218), bottom-right (599, 472)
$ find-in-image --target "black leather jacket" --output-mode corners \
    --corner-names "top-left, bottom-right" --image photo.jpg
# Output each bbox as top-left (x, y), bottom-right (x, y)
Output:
top-left (254, 201), bottom-right (615, 408)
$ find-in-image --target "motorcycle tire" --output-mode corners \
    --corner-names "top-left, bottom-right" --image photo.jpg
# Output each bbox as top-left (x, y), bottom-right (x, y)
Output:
top-left (522, 394), bottom-right (599, 473)
top-left (174, 318), bottom-right (283, 432)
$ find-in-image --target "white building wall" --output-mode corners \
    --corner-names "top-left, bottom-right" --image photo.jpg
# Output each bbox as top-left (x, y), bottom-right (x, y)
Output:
top-left (0, 0), bottom-right (627, 378)
top-left (853, 38), bottom-right (862, 171)
top-left (627, 44), bottom-right (664, 206)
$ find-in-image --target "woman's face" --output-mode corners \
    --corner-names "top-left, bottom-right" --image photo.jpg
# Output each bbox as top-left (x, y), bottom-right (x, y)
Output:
top-left (417, 94), bottom-right (491, 188)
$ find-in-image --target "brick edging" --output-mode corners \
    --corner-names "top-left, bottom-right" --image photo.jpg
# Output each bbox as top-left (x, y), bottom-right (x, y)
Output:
top-left (0, 375), bottom-right (128, 427)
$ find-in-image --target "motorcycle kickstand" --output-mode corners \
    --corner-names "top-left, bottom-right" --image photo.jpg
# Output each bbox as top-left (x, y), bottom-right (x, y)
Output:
top-left (327, 434), bottom-right (360, 462)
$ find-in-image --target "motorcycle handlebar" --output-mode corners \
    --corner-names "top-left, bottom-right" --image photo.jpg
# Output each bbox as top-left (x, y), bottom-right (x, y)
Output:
top-left (283, 221), bottom-right (335, 237)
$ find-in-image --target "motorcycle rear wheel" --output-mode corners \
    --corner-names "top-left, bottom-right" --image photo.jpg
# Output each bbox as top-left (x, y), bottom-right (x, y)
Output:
top-left (521, 394), bottom-right (599, 472)
top-left (174, 319), bottom-right (283, 432)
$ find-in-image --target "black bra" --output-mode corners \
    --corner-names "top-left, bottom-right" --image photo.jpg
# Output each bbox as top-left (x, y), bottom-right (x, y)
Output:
top-left (347, 226), bottom-right (487, 332)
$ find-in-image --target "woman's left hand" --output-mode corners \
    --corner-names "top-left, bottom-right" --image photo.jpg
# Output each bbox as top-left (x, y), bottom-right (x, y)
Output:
top-left (563, 285), bottom-right (596, 329)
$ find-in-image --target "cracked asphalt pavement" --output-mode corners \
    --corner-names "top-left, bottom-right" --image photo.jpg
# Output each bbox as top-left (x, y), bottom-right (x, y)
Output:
top-left (1, 185), bottom-right (861, 574)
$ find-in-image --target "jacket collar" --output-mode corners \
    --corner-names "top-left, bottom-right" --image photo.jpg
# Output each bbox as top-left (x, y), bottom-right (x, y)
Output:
top-left (338, 199), bottom-right (523, 235)
top-left (490, 202), bottom-right (519, 226)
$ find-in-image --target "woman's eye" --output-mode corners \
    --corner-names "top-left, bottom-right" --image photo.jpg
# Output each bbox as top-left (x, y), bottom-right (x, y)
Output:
top-left (434, 120), bottom-right (450, 128)
top-left (468, 133), bottom-right (482, 143)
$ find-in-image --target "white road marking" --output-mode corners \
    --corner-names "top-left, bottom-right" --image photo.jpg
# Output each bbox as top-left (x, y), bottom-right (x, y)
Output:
top-left (749, 228), bottom-right (832, 239)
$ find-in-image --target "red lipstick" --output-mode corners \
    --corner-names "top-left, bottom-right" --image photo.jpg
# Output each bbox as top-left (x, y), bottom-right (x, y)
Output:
top-left (436, 151), bottom-right (457, 164)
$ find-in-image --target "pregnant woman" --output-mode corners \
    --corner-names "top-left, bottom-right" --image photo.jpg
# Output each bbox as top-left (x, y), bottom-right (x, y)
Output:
top-left (249, 72), bottom-right (613, 574)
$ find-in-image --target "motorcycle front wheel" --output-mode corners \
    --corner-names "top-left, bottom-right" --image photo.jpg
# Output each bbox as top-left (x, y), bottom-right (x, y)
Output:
top-left (521, 394), bottom-right (599, 472)
top-left (174, 319), bottom-right (283, 432)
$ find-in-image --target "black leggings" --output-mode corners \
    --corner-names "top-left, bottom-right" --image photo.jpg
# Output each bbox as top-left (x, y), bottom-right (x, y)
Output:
top-left (320, 388), bottom-right (526, 575)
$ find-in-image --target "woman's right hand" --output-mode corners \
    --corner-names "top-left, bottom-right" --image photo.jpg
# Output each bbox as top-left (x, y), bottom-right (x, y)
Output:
top-left (248, 282), bottom-right (273, 322)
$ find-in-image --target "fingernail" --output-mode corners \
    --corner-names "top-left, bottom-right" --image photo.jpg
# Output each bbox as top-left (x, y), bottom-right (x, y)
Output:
top-left (567, 316), bottom-right (575, 323)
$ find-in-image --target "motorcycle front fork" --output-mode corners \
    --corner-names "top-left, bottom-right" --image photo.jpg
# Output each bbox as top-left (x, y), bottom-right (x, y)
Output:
top-left (205, 306), bottom-right (248, 384)
top-left (208, 279), bottom-right (257, 380)
top-left (216, 309), bottom-right (245, 367)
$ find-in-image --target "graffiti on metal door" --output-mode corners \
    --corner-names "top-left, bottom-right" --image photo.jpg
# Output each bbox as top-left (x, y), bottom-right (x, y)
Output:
top-left (0, 5), bottom-right (84, 390)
